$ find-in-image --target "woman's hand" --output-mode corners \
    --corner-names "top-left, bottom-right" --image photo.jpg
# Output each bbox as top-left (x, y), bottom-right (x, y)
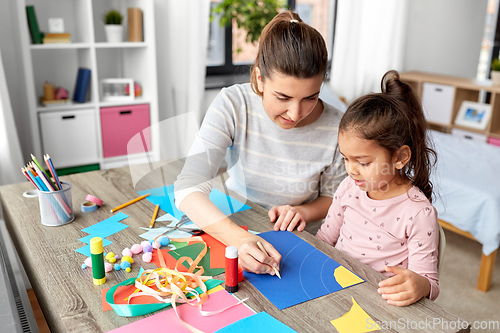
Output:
top-left (377, 265), bottom-right (431, 306)
top-left (238, 235), bottom-right (281, 275)
top-left (269, 205), bottom-right (306, 232)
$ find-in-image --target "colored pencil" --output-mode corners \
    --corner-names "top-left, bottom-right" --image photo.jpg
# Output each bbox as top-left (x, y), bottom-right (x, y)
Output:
top-left (21, 166), bottom-right (38, 188)
top-left (27, 164), bottom-right (37, 177)
top-left (149, 204), bottom-right (160, 228)
top-left (34, 175), bottom-right (49, 191)
top-left (31, 153), bottom-right (56, 189)
top-left (30, 162), bottom-right (55, 191)
top-left (256, 241), bottom-right (281, 279)
top-left (28, 163), bottom-right (47, 191)
top-left (30, 162), bottom-right (71, 217)
top-left (44, 154), bottom-right (62, 190)
top-left (110, 193), bottom-right (151, 213)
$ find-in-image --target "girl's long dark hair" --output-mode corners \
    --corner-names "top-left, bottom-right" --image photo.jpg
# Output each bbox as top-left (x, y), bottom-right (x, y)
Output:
top-left (339, 70), bottom-right (437, 202)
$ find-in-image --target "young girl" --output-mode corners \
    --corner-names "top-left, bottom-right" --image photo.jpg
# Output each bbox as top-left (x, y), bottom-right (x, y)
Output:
top-left (175, 11), bottom-right (345, 275)
top-left (316, 70), bottom-right (439, 306)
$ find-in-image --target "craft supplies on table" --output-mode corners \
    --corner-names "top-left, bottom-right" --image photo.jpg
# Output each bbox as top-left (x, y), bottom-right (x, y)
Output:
top-left (90, 237), bottom-right (106, 285)
top-left (21, 153), bottom-right (74, 226)
top-left (2, 165), bottom-right (470, 332)
top-left (38, 181), bottom-right (74, 226)
top-left (244, 231), bottom-right (364, 310)
top-left (111, 193), bottom-right (150, 212)
top-left (225, 246), bottom-right (239, 293)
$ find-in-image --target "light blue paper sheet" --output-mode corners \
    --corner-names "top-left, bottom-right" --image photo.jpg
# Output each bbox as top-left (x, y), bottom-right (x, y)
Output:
top-left (215, 312), bottom-right (297, 333)
top-left (137, 185), bottom-right (251, 221)
top-left (75, 212), bottom-right (129, 256)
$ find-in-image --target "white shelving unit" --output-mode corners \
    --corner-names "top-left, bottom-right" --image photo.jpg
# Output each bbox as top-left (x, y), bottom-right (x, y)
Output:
top-left (17, 0), bottom-right (159, 170)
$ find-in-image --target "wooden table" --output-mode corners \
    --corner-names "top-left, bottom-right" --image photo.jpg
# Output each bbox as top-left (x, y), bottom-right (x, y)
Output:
top-left (0, 161), bottom-right (470, 333)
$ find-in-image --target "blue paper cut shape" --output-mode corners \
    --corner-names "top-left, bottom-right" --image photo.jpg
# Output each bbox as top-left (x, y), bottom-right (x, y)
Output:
top-left (137, 185), bottom-right (251, 221)
top-left (243, 231), bottom-right (364, 310)
top-left (75, 212), bottom-right (129, 256)
top-left (215, 312), bottom-right (297, 333)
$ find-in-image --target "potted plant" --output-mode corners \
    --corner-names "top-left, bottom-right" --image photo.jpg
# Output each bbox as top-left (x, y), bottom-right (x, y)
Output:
top-left (103, 9), bottom-right (123, 43)
top-left (491, 58), bottom-right (500, 85)
top-left (211, 0), bottom-right (285, 52)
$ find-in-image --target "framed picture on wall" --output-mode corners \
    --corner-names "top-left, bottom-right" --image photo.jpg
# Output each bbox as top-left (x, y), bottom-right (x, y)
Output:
top-left (454, 101), bottom-right (492, 130)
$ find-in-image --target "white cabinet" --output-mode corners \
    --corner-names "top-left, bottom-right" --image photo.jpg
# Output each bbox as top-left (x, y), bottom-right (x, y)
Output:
top-left (451, 128), bottom-right (488, 142)
top-left (17, 0), bottom-right (159, 170)
top-left (39, 109), bottom-right (99, 167)
top-left (421, 83), bottom-right (455, 125)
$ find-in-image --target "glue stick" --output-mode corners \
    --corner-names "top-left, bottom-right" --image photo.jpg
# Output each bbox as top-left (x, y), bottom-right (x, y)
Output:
top-left (90, 237), bottom-right (106, 285)
top-left (225, 246), bottom-right (239, 293)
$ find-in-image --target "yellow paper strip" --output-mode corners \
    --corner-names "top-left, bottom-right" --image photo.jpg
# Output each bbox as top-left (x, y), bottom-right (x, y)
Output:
top-left (334, 266), bottom-right (364, 288)
top-left (330, 297), bottom-right (381, 333)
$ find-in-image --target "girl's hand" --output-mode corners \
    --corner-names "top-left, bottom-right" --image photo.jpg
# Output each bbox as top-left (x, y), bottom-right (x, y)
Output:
top-left (238, 236), bottom-right (281, 275)
top-left (269, 205), bottom-right (306, 231)
top-left (377, 265), bottom-right (431, 306)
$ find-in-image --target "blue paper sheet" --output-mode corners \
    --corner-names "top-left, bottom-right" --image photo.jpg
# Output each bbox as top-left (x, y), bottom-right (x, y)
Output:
top-left (137, 185), bottom-right (251, 221)
top-left (75, 212), bottom-right (129, 256)
top-left (215, 312), bottom-right (297, 333)
top-left (243, 231), bottom-right (364, 310)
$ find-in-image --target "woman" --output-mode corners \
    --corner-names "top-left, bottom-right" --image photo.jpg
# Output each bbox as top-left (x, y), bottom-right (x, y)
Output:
top-left (174, 11), bottom-right (345, 275)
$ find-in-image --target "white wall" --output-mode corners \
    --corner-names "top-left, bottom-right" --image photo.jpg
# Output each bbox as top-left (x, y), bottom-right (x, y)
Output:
top-left (403, 0), bottom-right (488, 78)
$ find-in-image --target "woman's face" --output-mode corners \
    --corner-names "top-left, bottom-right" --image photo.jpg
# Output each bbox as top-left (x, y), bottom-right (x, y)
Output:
top-left (256, 69), bottom-right (324, 129)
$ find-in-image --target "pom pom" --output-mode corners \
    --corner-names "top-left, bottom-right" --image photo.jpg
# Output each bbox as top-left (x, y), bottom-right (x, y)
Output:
top-left (105, 262), bottom-right (113, 273)
top-left (131, 244), bottom-right (143, 254)
top-left (120, 261), bottom-right (131, 269)
top-left (122, 248), bottom-right (133, 257)
top-left (153, 240), bottom-right (161, 249)
top-left (141, 240), bottom-right (151, 248)
top-left (142, 243), bottom-right (153, 253)
top-left (159, 236), bottom-right (170, 246)
top-left (125, 267), bottom-right (131, 273)
top-left (122, 255), bottom-right (134, 264)
top-left (105, 252), bottom-right (115, 260)
top-left (114, 254), bottom-right (120, 260)
top-left (114, 264), bottom-right (121, 271)
top-left (108, 257), bottom-right (116, 263)
top-left (81, 264), bottom-right (87, 269)
top-left (84, 257), bottom-right (92, 267)
top-left (142, 252), bottom-right (153, 263)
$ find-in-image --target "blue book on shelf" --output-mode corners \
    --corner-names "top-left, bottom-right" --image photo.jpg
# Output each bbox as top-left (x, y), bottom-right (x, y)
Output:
top-left (73, 68), bottom-right (91, 103)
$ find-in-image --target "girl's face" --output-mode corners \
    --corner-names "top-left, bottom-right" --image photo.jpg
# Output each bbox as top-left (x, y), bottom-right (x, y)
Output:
top-left (338, 130), bottom-right (410, 200)
top-left (256, 69), bottom-right (324, 129)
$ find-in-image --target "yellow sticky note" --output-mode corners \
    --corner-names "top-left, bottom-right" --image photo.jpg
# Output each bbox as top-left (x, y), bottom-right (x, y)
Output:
top-left (330, 297), bottom-right (381, 333)
top-left (334, 266), bottom-right (364, 288)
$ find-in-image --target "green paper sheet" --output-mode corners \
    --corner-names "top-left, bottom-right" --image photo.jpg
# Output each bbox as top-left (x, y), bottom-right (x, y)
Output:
top-left (168, 242), bottom-right (225, 276)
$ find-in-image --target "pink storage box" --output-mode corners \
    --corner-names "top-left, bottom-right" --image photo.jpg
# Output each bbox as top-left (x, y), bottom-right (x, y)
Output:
top-left (100, 104), bottom-right (151, 158)
top-left (488, 137), bottom-right (500, 147)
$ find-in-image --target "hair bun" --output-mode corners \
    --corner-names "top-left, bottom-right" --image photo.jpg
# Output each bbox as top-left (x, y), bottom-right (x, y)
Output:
top-left (381, 70), bottom-right (401, 94)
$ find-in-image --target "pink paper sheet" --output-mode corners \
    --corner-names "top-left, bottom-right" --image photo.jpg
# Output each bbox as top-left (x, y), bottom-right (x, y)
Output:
top-left (107, 289), bottom-right (254, 333)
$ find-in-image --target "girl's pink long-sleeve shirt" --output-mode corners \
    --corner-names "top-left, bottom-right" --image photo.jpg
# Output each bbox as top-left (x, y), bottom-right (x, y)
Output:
top-left (316, 177), bottom-right (440, 300)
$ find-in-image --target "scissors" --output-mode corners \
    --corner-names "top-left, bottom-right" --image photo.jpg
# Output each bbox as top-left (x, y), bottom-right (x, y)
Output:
top-left (161, 215), bottom-right (204, 236)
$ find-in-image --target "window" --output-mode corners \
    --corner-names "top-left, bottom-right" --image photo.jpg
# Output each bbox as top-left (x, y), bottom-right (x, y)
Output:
top-left (207, 0), bottom-right (337, 76)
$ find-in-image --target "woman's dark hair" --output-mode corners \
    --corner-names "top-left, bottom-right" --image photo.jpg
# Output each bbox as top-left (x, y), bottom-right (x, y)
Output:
top-left (339, 70), bottom-right (437, 202)
top-left (250, 11), bottom-right (328, 96)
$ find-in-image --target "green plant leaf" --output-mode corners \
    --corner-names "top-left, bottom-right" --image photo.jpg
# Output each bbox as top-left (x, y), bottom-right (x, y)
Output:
top-left (211, 0), bottom-right (286, 45)
top-left (103, 9), bottom-right (123, 25)
top-left (492, 58), bottom-right (500, 72)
